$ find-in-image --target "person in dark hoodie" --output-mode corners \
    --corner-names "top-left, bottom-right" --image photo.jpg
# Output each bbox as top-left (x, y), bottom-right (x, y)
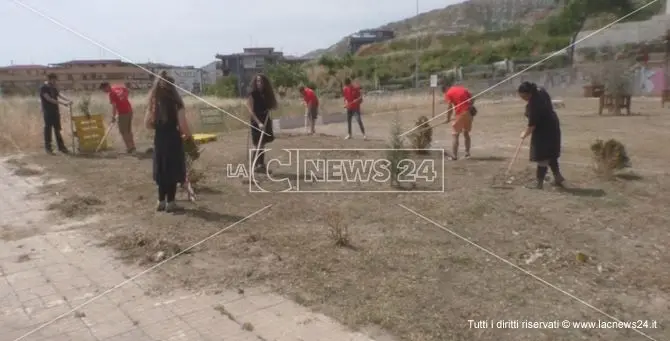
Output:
top-left (517, 81), bottom-right (565, 189)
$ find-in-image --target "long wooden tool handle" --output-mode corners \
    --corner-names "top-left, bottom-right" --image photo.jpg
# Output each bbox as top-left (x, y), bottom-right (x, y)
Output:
top-left (252, 115), bottom-right (271, 168)
top-left (505, 139), bottom-right (524, 175)
top-left (415, 119), bottom-right (448, 134)
top-left (95, 122), bottom-right (115, 153)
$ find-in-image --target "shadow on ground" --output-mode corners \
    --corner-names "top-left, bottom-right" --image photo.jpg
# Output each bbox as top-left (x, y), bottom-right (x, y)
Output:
top-left (468, 156), bottom-right (507, 162)
top-left (176, 207), bottom-right (245, 223)
top-left (559, 187), bottom-right (606, 197)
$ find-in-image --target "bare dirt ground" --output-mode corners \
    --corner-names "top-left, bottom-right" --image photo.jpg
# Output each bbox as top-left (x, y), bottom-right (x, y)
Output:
top-left (12, 96), bottom-right (670, 341)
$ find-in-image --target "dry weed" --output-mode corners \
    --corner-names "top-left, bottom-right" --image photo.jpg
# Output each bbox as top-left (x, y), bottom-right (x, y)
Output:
top-left (409, 115), bottom-right (432, 154)
top-left (590, 138), bottom-right (631, 179)
top-left (324, 211), bottom-right (350, 247)
top-left (47, 194), bottom-right (103, 218)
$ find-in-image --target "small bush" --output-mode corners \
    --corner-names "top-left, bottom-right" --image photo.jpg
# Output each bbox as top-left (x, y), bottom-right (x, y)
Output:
top-left (324, 211), bottom-right (350, 247)
top-left (590, 139), bottom-right (632, 178)
top-left (410, 116), bottom-right (432, 154)
top-left (386, 113), bottom-right (409, 187)
top-left (77, 93), bottom-right (92, 117)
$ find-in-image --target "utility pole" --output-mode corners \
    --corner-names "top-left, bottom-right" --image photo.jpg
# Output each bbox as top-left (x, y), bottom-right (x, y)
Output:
top-left (414, 0), bottom-right (419, 88)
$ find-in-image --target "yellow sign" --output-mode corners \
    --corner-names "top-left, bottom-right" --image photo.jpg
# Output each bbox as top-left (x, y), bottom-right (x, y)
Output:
top-left (72, 115), bottom-right (107, 152)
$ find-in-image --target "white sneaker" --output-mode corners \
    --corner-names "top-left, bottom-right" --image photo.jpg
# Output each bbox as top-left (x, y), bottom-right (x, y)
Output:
top-left (363, 135), bottom-right (368, 141)
top-left (344, 135), bottom-right (351, 140)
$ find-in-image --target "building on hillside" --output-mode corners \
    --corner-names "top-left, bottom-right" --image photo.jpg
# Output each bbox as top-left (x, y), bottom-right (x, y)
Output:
top-left (201, 60), bottom-right (223, 87)
top-left (348, 30), bottom-right (395, 54)
top-left (0, 64), bottom-right (48, 95)
top-left (47, 59), bottom-right (153, 91)
top-left (143, 63), bottom-right (204, 94)
top-left (215, 47), bottom-right (308, 96)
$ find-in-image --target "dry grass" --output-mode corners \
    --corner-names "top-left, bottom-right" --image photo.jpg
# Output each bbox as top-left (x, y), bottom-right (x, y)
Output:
top-left (8, 95), bottom-right (670, 341)
top-left (0, 92), bottom-right (433, 154)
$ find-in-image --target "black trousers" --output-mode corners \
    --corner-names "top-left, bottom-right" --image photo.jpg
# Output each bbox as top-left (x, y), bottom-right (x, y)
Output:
top-left (346, 109), bottom-right (365, 135)
top-left (158, 181), bottom-right (177, 202)
top-left (250, 116), bottom-right (274, 167)
top-left (44, 111), bottom-right (66, 151)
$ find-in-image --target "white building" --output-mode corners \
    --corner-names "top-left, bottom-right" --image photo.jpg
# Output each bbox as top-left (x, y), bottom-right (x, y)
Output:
top-left (146, 63), bottom-right (204, 94)
top-left (201, 61), bottom-right (222, 87)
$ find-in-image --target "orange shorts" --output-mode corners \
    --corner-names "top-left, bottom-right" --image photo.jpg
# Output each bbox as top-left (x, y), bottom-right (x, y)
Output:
top-left (451, 112), bottom-right (473, 134)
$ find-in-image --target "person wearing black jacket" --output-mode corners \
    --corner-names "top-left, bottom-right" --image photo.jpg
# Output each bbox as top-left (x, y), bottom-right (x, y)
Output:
top-left (518, 81), bottom-right (565, 189)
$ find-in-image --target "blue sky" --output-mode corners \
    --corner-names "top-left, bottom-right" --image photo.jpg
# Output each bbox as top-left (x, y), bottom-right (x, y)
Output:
top-left (1, 0), bottom-right (459, 67)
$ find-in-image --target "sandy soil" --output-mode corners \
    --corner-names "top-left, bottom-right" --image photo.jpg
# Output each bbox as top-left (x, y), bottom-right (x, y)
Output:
top-left (10, 96), bottom-right (670, 341)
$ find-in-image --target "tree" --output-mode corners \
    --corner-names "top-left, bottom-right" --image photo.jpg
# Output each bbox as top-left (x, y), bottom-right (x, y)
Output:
top-left (547, 0), bottom-right (634, 63)
top-left (265, 63), bottom-right (309, 89)
top-left (203, 75), bottom-right (238, 97)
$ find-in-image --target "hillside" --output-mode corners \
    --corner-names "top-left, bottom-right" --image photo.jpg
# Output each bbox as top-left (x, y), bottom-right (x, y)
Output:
top-left (303, 0), bottom-right (560, 58)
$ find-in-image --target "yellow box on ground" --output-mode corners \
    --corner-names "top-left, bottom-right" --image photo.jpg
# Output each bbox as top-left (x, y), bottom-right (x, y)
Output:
top-left (192, 133), bottom-right (217, 144)
top-left (72, 115), bottom-right (107, 153)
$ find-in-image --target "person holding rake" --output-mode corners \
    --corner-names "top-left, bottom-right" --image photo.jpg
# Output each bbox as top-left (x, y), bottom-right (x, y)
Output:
top-left (245, 74), bottom-right (277, 174)
top-left (144, 71), bottom-right (193, 212)
top-left (342, 78), bottom-right (366, 140)
top-left (299, 85), bottom-right (318, 135)
top-left (517, 81), bottom-right (565, 189)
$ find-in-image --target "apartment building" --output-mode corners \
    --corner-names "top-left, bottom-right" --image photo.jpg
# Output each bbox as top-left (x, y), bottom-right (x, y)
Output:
top-left (0, 59), bottom-right (154, 95)
top-left (145, 63), bottom-right (204, 94)
top-left (0, 64), bottom-right (48, 95)
top-left (50, 59), bottom-right (153, 91)
top-left (201, 60), bottom-right (223, 87)
top-left (0, 59), bottom-right (209, 95)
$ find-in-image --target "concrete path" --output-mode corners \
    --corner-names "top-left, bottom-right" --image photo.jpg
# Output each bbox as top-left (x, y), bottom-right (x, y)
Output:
top-left (0, 157), bottom-right (379, 341)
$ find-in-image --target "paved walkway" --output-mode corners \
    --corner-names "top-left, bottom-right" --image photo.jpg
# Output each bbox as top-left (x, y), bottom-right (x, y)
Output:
top-left (0, 157), bottom-right (379, 341)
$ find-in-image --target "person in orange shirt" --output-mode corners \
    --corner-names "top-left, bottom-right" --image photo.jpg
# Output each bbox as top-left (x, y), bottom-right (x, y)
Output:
top-left (100, 82), bottom-right (136, 153)
top-left (299, 86), bottom-right (318, 134)
top-left (444, 84), bottom-right (476, 160)
top-left (342, 78), bottom-right (366, 140)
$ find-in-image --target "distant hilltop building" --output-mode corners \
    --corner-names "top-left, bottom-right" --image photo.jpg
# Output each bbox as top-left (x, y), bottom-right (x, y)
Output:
top-left (215, 47), bottom-right (309, 96)
top-left (348, 30), bottom-right (395, 54)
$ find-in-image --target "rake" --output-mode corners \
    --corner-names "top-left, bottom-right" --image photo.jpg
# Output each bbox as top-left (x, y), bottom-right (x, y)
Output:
top-left (95, 121), bottom-right (116, 153)
top-left (242, 115), bottom-right (271, 185)
top-left (491, 139), bottom-right (524, 188)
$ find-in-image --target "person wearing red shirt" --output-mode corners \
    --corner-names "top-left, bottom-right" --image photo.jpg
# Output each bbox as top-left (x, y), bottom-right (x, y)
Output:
top-left (342, 78), bottom-right (366, 140)
top-left (444, 84), bottom-right (476, 160)
top-left (299, 86), bottom-right (319, 134)
top-left (100, 82), bottom-right (136, 153)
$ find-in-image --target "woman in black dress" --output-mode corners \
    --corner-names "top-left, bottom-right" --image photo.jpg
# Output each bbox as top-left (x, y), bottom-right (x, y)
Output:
top-left (245, 73), bottom-right (277, 173)
top-left (144, 71), bottom-right (192, 212)
top-left (518, 81), bottom-right (565, 189)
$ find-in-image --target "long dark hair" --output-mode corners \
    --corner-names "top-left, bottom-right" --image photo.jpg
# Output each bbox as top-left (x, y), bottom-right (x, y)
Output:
top-left (148, 71), bottom-right (183, 123)
top-left (518, 81), bottom-right (539, 95)
top-left (250, 73), bottom-right (278, 110)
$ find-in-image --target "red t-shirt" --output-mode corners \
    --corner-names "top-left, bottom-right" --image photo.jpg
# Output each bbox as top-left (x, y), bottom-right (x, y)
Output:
top-left (343, 85), bottom-right (361, 110)
top-left (108, 84), bottom-right (132, 115)
top-left (302, 88), bottom-right (318, 107)
top-left (445, 86), bottom-right (472, 115)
